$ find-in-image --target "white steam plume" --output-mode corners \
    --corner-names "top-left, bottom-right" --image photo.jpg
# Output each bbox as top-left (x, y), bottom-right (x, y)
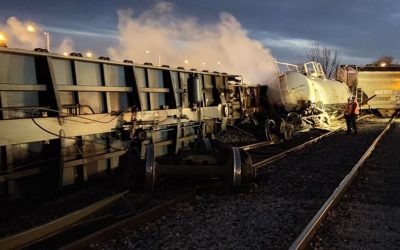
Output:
top-left (0, 17), bottom-right (74, 54)
top-left (2, 17), bottom-right (41, 49)
top-left (56, 38), bottom-right (74, 55)
top-left (108, 2), bottom-right (277, 85)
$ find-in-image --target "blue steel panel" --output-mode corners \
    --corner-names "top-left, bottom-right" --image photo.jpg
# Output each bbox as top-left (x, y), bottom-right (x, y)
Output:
top-left (52, 59), bottom-right (73, 85)
top-left (75, 61), bottom-right (102, 86)
top-left (148, 69), bottom-right (165, 110)
top-left (104, 64), bottom-right (129, 112)
top-left (133, 67), bottom-right (148, 111)
top-left (170, 71), bottom-right (181, 106)
top-left (0, 53), bottom-right (37, 84)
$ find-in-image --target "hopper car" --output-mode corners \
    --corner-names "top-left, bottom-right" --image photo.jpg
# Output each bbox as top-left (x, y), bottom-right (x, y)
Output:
top-left (337, 65), bottom-right (400, 117)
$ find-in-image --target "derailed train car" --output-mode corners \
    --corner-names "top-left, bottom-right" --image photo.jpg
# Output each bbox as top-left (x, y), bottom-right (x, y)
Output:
top-left (0, 46), bottom-right (352, 200)
top-left (269, 61), bottom-right (350, 126)
top-left (337, 65), bottom-right (400, 117)
top-left (0, 47), bottom-right (247, 199)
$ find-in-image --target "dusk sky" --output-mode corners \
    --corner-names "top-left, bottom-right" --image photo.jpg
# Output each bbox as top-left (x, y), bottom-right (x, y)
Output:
top-left (0, 0), bottom-right (399, 66)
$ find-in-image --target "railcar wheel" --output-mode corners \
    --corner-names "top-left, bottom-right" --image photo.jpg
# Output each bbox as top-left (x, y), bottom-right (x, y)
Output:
top-left (284, 125), bottom-right (294, 140)
top-left (145, 144), bottom-right (156, 192)
top-left (265, 119), bottom-right (276, 141)
top-left (232, 147), bottom-right (242, 187)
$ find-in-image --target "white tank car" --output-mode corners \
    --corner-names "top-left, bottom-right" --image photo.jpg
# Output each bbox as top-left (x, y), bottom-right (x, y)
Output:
top-left (269, 62), bottom-right (351, 126)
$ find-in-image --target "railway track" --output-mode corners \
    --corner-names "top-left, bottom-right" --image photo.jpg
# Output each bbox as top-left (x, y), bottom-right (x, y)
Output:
top-left (0, 191), bottom-right (129, 249)
top-left (61, 192), bottom-right (196, 250)
top-left (292, 113), bottom-right (400, 249)
top-left (87, 115), bottom-right (392, 249)
top-left (0, 183), bottom-right (220, 250)
top-left (1, 115), bottom-right (388, 249)
top-left (237, 115), bottom-right (372, 171)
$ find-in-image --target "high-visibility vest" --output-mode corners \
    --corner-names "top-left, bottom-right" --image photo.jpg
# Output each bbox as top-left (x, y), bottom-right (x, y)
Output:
top-left (345, 101), bottom-right (359, 115)
top-left (353, 101), bottom-right (360, 115)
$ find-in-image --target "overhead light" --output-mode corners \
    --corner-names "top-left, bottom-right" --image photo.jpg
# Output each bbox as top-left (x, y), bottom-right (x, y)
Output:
top-left (27, 25), bottom-right (50, 51)
top-left (27, 25), bottom-right (36, 32)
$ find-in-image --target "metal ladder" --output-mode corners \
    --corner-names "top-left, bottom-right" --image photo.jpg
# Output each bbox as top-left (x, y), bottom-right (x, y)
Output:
top-left (278, 74), bottom-right (293, 105)
top-left (356, 88), bottom-right (363, 104)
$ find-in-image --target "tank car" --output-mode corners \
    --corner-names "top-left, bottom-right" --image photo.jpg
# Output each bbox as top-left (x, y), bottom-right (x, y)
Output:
top-left (268, 61), bottom-right (351, 126)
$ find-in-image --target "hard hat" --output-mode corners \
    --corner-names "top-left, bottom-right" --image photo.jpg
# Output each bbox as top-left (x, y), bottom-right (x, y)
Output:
top-left (348, 96), bottom-right (353, 101)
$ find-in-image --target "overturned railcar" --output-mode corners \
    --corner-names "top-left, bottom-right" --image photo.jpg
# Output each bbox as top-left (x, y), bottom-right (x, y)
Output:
top-left (270, 62), bottom-right (350, 126)
top-left (0, 47), bottom-right (245, 199)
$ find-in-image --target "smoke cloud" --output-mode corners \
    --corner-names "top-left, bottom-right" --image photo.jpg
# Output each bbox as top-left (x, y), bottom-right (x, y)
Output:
top-left (0, 17), bottom-right (74, 54)
top-left (107, 2), bottom-right (277, 85)
top-left (1, 3), bottom-right (278, 85)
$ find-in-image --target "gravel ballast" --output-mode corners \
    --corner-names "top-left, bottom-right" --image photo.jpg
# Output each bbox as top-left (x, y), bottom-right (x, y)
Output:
top-left (310, 120), bottom-right (400, 249)
top-left (97, 117), bottom-right (389, 249)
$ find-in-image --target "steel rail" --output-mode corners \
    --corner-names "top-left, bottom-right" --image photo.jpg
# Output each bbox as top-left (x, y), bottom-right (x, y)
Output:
top-left (236, 113), bottom-right (374, 153)
top-left (238, 139), bottom-right (282, 151)
top-left (0, 190), bottom-right (129, 250)
top-left (251, 115), bottom-right (373, 169)
top-left (60, 191), bottom-right (196, 250)
top-left (289, 112), bottom-right (398, 250)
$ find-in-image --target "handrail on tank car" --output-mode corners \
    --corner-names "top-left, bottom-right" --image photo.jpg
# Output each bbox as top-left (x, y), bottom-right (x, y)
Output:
top-left (275, 61), bottom-right (299, 74)
top-left (304, 62), bottom-right (326, 79)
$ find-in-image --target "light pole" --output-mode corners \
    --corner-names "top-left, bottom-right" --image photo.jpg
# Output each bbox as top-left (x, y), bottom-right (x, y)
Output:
top-left (44, 32), bottom-right (50, 52)
top-left (0, 33), bottom-right (7, 47)
top-left (27, 25), bottom-right (50, 51)
top-left (146, 50), bottom-right (162, 66)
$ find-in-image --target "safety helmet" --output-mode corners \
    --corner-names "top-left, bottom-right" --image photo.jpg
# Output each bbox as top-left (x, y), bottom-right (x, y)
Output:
top-left (348, 96), bottom-right (353, 101)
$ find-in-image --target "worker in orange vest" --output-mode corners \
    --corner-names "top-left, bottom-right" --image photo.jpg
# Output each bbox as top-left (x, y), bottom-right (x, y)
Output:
top-left (344, 95), bottom-right (360, 134)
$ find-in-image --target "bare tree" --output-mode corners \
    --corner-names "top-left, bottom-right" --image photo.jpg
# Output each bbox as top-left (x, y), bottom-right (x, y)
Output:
top-left (372, 56), bottom-right (395, 66)
top-left (306, 43), bottom-right (340, 78)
